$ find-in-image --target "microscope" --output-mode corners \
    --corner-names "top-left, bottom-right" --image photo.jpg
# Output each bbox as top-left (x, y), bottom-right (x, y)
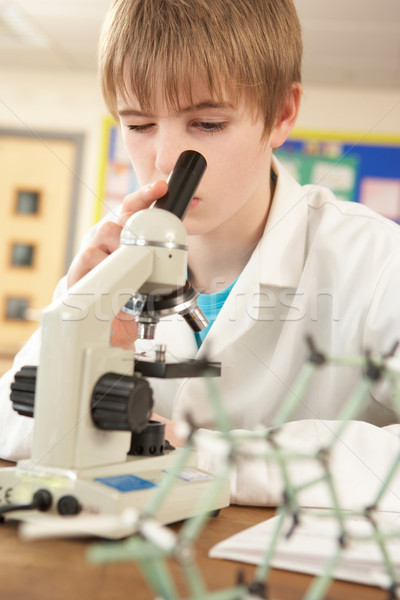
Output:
top-left (0, 151), bottom-right (230, 535)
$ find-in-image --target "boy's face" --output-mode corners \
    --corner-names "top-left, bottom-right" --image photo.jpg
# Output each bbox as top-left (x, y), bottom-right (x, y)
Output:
top-left (117, 79), bottom-right (274, 239)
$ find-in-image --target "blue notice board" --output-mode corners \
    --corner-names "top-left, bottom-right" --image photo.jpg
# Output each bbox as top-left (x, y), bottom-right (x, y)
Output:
top-left (275, 131), bottom-right (400, 223)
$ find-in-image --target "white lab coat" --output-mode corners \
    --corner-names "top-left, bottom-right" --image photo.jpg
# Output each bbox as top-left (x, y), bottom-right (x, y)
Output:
top-left (2, 157), bottom-right (400, 508)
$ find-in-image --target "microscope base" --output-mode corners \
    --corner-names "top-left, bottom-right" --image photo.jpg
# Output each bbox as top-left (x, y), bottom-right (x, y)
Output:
top-left (0, 450), bottom-right (230, 538)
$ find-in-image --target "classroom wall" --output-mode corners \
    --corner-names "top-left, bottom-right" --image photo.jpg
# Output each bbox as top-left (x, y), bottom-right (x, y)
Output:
top-left (0, 66), bottom-right (106, 255)
top-left (1, 65), bottom-right (399, 257)
top-left (298, 86), bottom-right (400, 136)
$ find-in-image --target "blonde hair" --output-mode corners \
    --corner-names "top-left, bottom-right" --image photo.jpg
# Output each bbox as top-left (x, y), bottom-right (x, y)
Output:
top-left (99, 0), bottom-right (302, 132)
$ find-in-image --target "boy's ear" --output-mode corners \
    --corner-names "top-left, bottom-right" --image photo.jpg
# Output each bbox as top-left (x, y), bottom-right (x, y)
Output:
top-left (269, 83), bottom-right (302, 149)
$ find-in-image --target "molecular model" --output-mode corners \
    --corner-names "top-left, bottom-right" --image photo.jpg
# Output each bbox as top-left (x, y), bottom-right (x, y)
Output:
top-left (88, 337), bottom-right (400, 600)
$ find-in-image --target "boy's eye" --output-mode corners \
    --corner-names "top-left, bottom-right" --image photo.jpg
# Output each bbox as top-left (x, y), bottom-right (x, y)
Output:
top-left (126, 121), bottom-right (226, 134)
top-left (127, 123), bottom-right (154, 133)
top-left (195, 121), bottom-right (226, 133)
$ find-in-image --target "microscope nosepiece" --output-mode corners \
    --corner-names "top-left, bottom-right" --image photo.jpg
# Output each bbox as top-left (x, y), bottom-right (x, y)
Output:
top-left (133, 282), bottom-right (209, 338)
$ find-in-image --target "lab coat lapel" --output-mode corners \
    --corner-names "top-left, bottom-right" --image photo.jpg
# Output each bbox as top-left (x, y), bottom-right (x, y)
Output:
top-left (257, 156), bottom-right (308, 288)
top-left (197, 157), bottom-right (309, 358)
top-left (196, 253), bottom-right (259, 358)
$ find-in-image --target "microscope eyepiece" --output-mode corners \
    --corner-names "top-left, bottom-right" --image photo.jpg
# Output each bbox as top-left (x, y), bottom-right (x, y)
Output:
top-left (154, 150), bottom-right (207, 219)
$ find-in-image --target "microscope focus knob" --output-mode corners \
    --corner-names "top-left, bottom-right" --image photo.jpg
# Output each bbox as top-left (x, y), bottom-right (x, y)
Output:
top-left (10, 365), bottom-right (37, 417)
top-left (91, 373), bottom-right (153, 433)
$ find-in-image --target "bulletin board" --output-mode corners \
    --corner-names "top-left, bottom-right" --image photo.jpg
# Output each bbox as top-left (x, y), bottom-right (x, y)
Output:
top-left (275, 129), bottom-right (400, 222)
top-left (94, 116), bottom-right (138, 223)
top-left (95, 119), bottom-right (400, 224)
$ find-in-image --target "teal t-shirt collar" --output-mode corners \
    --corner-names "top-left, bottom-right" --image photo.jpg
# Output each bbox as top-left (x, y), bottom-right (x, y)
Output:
top-left (194, 278), bottom-right (238, 348)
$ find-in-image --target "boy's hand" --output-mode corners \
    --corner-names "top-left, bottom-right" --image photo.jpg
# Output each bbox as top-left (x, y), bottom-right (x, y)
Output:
top-left (66, 180), bottom-right (168, 349)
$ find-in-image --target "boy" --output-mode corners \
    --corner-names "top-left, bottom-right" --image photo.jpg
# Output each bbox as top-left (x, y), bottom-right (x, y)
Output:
top-left (1, 0), bottom-right (400, 506)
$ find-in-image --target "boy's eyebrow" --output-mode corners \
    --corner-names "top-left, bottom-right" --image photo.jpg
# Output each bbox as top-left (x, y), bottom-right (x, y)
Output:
top-left (117, 101), bottom-right (235, 118)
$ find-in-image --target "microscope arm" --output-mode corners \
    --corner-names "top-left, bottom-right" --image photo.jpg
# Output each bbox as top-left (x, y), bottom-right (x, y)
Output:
top-left (31, 243), bottom-right (155, 470)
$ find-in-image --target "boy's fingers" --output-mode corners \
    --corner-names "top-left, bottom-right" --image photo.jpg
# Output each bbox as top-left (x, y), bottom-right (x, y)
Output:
top-left (110, 312), bottom-right (138, 349)
top-left (119, 180), bottom-right (168, 226)
top-left (67, 181), bottom-right (168, 288)
top-left (67, 221), bottom-right (122, 287)
top-left (90, 220), bottom-right (122, 253)
top-left (67, 245), bottom-right (110, 287)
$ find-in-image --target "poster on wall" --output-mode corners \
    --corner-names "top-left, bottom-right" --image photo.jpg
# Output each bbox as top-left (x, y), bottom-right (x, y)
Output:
top-left (95, 117), bottom-right (138, 223)
top-left (95, 119), bottom-right (400, 224)
top-left (275, 131), bottom-right (400, 223)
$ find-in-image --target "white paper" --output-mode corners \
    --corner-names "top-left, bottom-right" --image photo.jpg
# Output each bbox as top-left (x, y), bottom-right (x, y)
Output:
top-left (210, 509), bottom-right (400, 590)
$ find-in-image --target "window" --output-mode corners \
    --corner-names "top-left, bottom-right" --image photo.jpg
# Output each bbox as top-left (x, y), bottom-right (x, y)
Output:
top-left (5, 298), bottom-right (29, 321)
top-left (16, 190), bottom-right (40, 214)
top-left (11, 243), bottom-right (35, 267)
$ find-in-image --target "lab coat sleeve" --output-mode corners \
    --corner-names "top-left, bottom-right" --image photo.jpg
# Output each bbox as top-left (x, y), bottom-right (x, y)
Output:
top-left (0, 330), bottom-right (39, 461)
top-left (0, 212), bottom-right (109, 462)
top-left (0, 214), bottom-right (123, 461)
top-left (0, 277), bottom-right (69, 461)
top-left (363, 249), bottom-right (400, 410)
top-left (195, 420), bottom-right (400, 511)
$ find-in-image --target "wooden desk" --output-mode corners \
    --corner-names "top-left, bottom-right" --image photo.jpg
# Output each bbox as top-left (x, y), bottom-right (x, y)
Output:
top-left (0, 459), bottom-right (387, 600)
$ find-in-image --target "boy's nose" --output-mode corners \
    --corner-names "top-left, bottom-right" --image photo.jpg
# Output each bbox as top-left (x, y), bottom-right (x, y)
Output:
top-left (155, 145), bottom-right (183, 179)
top-left (154, 130), bottom-right (192, 178)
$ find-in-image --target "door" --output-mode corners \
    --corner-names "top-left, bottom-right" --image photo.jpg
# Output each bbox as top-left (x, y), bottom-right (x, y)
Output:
top-left (0, 131), bottom-right (83, 356)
